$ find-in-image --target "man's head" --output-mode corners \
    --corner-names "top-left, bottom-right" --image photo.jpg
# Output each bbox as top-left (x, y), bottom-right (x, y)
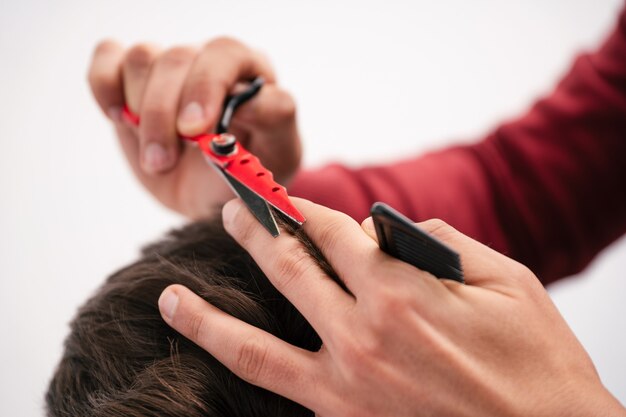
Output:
top-left (46, 219), bottom-right (329, 416)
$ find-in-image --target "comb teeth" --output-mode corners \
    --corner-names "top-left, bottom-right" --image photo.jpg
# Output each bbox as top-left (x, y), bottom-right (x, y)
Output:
top-left (371, 202), bottom-right (464, 283)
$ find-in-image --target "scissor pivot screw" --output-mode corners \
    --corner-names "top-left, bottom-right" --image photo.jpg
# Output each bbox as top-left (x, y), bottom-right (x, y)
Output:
top-left (211, 133), bottom-right (237, 155)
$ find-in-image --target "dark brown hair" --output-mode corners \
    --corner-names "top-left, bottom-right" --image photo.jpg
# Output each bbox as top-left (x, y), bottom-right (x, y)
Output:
top-left (46, 219), bottom-right (335, 416)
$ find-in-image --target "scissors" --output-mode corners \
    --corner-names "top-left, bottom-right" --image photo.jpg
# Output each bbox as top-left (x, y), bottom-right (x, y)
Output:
top-left (122, 77), bottom-right (305, 237)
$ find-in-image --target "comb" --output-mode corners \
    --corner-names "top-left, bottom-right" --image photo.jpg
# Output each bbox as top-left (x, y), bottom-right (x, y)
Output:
top-left (371, 202), bottom-right (464, 283)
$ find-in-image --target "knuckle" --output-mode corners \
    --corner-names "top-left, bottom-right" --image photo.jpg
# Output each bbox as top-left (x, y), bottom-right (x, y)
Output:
top-left (254, 50), bottom-right (275, 75)
top-left (508, 262), bottom-right (539, 290)
top-left (419, 218), bottom-right (456, 238)
top-left (139, 108), bottom-right (172, 142)
top-left (335, 335), bottom-right (377, 382)
top-left (510, 262), bottom-right (532, 280)
top-left (365, 280), bottom-right (414, 329)
top-left (88, 42), bottom-right (121, 90)
top-left (181, 72), bottom-right (212, 100)
top-left (142, 104), bottom-right (170, 122)
top-left (206, 36), bottom-right (245, 51)
top-left (269, 89), bottom-right (296, 123)
top-left (314, 217), bottom-right (350, 255)
top-left (93, 39), bottom-right (119, 57)
top-left (88, 66), bottom-right (115, 93)
top-left (141, 126), bottom-right (170, 144)
top-left (229, 209), bottom-right (257, 247)
top-left (235, 337), bottom-right (269, 383)
top-left (125, 43), bottom-right (158, 70)
top-left (159, 46), bottom-right (196, 69)
top-left (273, 247), bottom-right (314, 290)
top-left (342, 339), bottom-right (368, 366)
top-left (418, 218), bottom-right (460, 245)
top-left (204, 37), bottom-right (251, 70)
top-left (185, 311), bottom-right (208, 343)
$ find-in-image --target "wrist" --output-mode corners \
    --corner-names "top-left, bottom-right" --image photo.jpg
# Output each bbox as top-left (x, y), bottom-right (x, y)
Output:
top-left (586, 387), bottom-right (626, 417)
top-left (547, 381), bottom-right (626, 417)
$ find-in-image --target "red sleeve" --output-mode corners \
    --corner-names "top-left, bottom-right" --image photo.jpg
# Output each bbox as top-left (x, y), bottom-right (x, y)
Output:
top-left (288, 6), bottom-right (626, 285)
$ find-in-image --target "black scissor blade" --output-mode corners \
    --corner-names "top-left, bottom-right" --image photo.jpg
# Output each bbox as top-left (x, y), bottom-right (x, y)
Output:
top-left (222, 172), bottom-right (280, 237)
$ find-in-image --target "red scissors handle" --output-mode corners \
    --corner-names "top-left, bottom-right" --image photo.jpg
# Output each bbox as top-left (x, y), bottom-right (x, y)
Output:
top-left (120, 105), bottom-right (305, 225)
top-left (121, 105), bottom-right (140, 126)
top-left (197, 135), bottom-right (305, 224)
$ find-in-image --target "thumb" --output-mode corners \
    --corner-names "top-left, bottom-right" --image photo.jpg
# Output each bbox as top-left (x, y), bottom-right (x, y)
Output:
top-left (230, 85), bottom-right (301, 184)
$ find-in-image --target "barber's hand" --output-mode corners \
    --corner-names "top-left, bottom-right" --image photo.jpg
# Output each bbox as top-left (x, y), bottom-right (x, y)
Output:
top-left (159, 199), bottom-right (625, 416)
top-left (88, 38), bottom-right (301, 219)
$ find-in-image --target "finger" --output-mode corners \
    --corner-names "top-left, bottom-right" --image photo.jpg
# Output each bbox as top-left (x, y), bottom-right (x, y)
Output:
top-left (416, 219), bottom-right (535, 289)
top-left (360, 217), bottom-right (377, 242)
top-left (230, 84), bottom-right (302, 183)
top-left (88, 40), bottom-right (125, 121)
top-left (222, 199), bottom-right (355, 336)
top-left (122, 43), bottom-right (161, 114)
top-left (230, 84), bottom-right (296, 130)
top-left (296, 201), bottom-right (454, 305)
top-left (363, 216), bottom-right (526, 291)
top-left (159, 284), bottom-right (322, 410)
top-left (290, 198), bottom-right (382, 295)
top-left (138, 46), bottom-right (196, 174)
top-left (113, 122), bottom-right (140, 176)
top-left (177, 37), bottom-right (276, 136)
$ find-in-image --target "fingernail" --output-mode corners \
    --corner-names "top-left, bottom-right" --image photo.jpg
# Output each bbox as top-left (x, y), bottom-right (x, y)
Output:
top-left (108, 106), bottom-right (122, 123)
top-left (222, 199), bottom-right (243, 231)
top-left (178, 101), bottom-right (205, 133)
top-left (159, 288), bottom-right (179, 322)
top-left (143, 143), bottom-right (174, 173)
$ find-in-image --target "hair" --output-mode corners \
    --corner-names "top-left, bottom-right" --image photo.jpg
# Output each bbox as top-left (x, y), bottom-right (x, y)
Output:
top-left (46, 218), bottom-right (338, 417)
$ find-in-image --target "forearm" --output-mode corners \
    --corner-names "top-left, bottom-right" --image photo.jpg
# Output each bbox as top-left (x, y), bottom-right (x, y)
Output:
top-left (290, 7), bottom-right (626, 285)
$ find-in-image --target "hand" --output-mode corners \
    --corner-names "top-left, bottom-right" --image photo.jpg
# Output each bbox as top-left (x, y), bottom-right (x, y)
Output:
top-left (88, 38), bottom-right (301, 219)
top-left (158, 198), bottom-right (626, 417)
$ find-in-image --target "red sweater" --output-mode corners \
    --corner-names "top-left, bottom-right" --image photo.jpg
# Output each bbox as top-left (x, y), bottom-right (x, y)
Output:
top-left (289, 6), bottom-right (626, 285)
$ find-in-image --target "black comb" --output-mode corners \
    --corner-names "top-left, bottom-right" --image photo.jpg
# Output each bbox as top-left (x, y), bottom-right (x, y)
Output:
top-left (371, 202), bottom-right (464, 283)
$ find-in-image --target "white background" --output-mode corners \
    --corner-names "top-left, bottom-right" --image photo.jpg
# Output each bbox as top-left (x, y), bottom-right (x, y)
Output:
top-left (1, 0), bottom-right (625, 415)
